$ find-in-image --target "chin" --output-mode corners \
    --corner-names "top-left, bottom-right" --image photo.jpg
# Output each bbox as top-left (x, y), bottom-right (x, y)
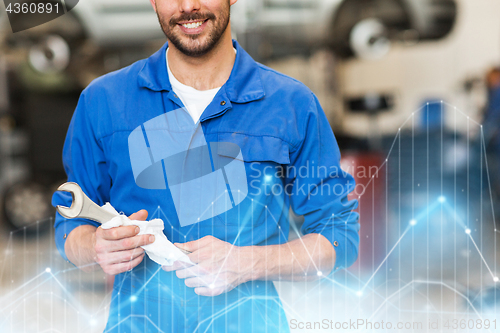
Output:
top-left (173, 37), bottom-right (218, 57)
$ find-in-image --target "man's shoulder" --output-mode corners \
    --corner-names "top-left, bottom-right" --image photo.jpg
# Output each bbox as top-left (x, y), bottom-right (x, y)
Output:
top-left (256, 62), bottom-right (314, 100)
top-left (82, 58), bottom-right (148, 96)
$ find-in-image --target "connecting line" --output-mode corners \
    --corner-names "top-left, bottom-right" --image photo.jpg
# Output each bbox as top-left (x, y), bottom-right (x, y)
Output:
top-left (0, 270), bottom-right (46, 304)
top-left (342, 271), bottom-right (437, 315)
top-left (415, 280), bottom-right (492, 332)
top-left (442, 101), bottom-right (483, 127)
top-left (361, 225), bottom-right (411, 292)
top-left (58, 261), bottom-right (101, 274)
top-left (132, 265), bottom-right (163, 296)
top-left (0, 274), bottom-right (55, 315)
top-left (265, 201), bottom-right (335, 276)
top-left (195, 295), bottom-right (293, 333)
top-left (1, 291), bottom-right (82, 329)
top-left (105, 314), bottom-right (167, 333)
top-left (183, 190), bottom-right (228, 235)
top-left (366, 280), bottom-right (492, 333)
top-left (211, 198), bottom-right (315, 286)
top-left (442, 203), bottom-right (498, 282)
top-left (442, 203), bottom-right (467, 229)
top-left (413, 200), bottom-right (441, 222)
top-left (360, 200), bottom-right (441, 292)
top-left (49, 272), bottom-right (91, 317)
top-left (467, 235), bottom-right (497, 281)
top-left (480, 127), bottom-right (498, 230)
top-left (7, 217), bottom-right (54, 236)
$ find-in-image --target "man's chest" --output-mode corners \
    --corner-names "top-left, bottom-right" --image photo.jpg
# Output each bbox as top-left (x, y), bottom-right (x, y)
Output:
top-left (98, 95), bottom-right (294, 238)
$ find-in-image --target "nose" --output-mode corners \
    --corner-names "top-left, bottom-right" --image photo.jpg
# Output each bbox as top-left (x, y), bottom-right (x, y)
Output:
top-left (179, 0), bottom-right (201, 13)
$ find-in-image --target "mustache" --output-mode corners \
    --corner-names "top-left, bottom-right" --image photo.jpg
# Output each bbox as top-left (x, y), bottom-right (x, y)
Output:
top-left (169, 12), bottom-right (216, 27)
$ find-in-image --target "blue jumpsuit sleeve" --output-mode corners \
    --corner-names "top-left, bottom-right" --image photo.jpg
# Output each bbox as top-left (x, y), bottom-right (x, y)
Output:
top-left (51, 88), bottom-right (111, 262)
top-left (287, 94), bottom-right (360, 271)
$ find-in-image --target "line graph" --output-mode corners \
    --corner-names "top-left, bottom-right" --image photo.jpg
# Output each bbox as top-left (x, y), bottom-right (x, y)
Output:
top-left (1, 101), bottom-right (499, 332)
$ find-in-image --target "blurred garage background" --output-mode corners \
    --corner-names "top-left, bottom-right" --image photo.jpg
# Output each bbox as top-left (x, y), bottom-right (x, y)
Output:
top-left (1, 0), bottom-right (500, 332)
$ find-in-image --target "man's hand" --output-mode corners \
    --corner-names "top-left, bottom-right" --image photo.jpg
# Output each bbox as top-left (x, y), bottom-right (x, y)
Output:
top-left (162, 236), bottom-right (258, 297)
top-left (94, 210), bottom-right (155, 275)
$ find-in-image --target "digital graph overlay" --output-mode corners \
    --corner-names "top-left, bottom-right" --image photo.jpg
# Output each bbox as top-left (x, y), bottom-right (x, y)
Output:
top-left (0, 101), bottom-right (499, 332)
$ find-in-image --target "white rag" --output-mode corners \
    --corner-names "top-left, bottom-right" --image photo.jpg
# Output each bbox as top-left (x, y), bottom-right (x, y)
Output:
top-left (100, 203), bottom-right (193, 266)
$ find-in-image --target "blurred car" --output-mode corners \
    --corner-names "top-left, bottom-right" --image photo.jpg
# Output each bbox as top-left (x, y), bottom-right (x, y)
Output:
top-left (0, 0), bottom-right (457, 82)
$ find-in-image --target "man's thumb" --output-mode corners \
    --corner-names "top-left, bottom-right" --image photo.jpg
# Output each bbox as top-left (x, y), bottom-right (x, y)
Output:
top-left (129, 209), bottom-right (148, 221)
top-left (175, 241), bottom-right (193, 252)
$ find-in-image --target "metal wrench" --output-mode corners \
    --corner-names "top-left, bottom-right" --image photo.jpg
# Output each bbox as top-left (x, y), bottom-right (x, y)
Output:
top-left (56, 182), bottom-right (191, 255)
top-left (56, 182), bottom-right (117, 223)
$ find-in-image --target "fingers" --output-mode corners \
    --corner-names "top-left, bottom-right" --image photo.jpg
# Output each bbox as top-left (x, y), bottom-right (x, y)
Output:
top-left (175, 235), bottom-right (215, 252)
top-left (97, 209), bottom-right (149, 241)
top-left (194, 287), bottom-right (226, 297)
top-left (99, 234), bottom-right (155, 252)
top-left (161, 260), bottom-right (194, 272)
top-left (175, 265), bottom-right (209, 279)
top-left (103, 253), bottom-right (145, 276)
top-left (184, 276), bottom-right (221, 288)
top-left (98, 225), bottom-right (140, 241)
top-left (96, 248), bottom-right (145, 266)
top-left (129, 209), bottom-right (148, 221)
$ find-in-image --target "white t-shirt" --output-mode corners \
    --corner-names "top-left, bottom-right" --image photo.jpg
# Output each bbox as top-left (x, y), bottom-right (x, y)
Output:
top-left (166, 50), bottom-right (221, 124)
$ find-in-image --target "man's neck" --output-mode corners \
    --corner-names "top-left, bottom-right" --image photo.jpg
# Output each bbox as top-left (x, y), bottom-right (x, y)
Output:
top-left (167, 30), bottom-right (236, 91)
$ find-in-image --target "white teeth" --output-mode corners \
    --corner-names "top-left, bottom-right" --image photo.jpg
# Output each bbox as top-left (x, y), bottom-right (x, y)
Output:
top-left (182, 21), bottom-right (203, 29)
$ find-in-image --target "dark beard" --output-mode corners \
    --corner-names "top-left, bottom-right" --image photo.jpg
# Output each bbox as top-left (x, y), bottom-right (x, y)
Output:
top-left (157, 6), bottom-right (230, 57)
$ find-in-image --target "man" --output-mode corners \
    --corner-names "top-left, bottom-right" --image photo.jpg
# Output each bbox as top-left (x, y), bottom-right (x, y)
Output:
top-left (52, 0), bottom-right (360, 332)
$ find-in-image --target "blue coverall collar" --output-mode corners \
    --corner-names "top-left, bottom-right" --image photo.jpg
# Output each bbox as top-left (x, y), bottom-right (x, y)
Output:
top-left (137, 40), bottom-right (265, 104)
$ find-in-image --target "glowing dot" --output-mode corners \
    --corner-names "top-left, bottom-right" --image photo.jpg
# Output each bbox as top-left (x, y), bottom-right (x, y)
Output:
top-left (356, 291), bottom-right (363, 297)
top-left (45, 268), bottom-right (51, 273)
top-left (438, 196), bottom-right (446, 203)
top-left (494, 277), bottom-right (499, 282)
top-left (90, 320), bottom-right (97, 326)
top-left (410, 219), bottom-right (417, 226)
top-left (317, 271), bottom-right (323, 277)
top-left (130, 295), bottom-right (137, 302)
top-left (209, 284), bottom-right (215, 289)
top-left (264, 175), bottom-right (273, 182)
top-left (465, 229), bottom-right (471, 234)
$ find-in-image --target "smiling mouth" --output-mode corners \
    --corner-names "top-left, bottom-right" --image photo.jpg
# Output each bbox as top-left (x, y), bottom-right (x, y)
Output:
top-left (178, 19), bottom-right (208, 30)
